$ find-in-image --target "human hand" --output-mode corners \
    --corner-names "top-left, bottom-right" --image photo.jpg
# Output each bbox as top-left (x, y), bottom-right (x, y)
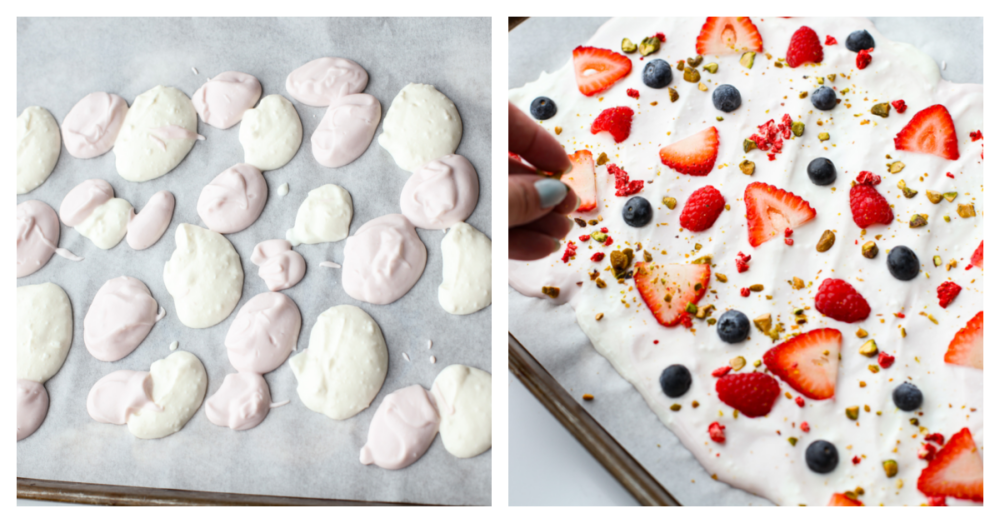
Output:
top-left (508, 102), bottom-right (577, 261)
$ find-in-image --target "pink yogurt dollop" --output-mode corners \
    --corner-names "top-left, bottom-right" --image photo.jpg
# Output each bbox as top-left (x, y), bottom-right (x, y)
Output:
top-left (86, 370), bottom-right (161, 425)
top-left (311, 93), bottom-right (381, 168)
top-left (342, 214), bottom-right (427, 305)
top-left (126, 191), bottom-right (175, 250)
top-left (225, 292), bottom-right (302, 374)
top-left (197, 163), bottom-right (268, 234)
top-left (17, 379), bottom-right (49, 441)
top-left (285, 57), bottom-right (368, 107)
top-left (400, 154), bottom-right (480, 230)
top-left (83, 276), bottom-right (162, 362)
top-left (61, 92), bottom-right (128, 159)
top-left (192, 71), bottom-right (262, 129)
top-left (59, 179), bottom-right (114, 227)
top-left (250, 239), bottom-right (305, 291)
top-left (360, 385), bottom-right (440, 470)
top-left (17, 200), bottom-right (65, 278)
top-left (205, 372), bottom-right (272, 431)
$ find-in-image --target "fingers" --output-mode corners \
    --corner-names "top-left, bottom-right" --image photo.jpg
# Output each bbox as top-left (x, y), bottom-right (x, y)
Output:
top-left (508, 228), bottom-right (560, 261)
top-left (508, 157), bottom-right (535, 175)
top-left (509, 174), bottom-right (578, 227)
top-left (508, 102), bottom-right (571, 174)
top-left (519, 212), bottom-right (574, 241)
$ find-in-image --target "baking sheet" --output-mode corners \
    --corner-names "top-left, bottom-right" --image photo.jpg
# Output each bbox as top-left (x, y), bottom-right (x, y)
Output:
top-left (17, 17), bottom-right (491, 506)
top-left (508, 16), bottom-right (981, 506)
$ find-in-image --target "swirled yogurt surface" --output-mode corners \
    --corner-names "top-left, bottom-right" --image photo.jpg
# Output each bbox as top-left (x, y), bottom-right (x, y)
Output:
top-left (342, 214), bottom-right (426, 305)
top-left (285, 183), bottom-right (353, 246)
top-left (59, 178), bottom-right (132, 250)
top-left (126, 190), bottom-right (174, 250)
top-left (205, 372), bottom-right (272, 431)
top-left (378, 83), bottom-right (463, 172)
top-left (86, 370), bottom-right (160, 425)
top-left (360, 385), bottom-right (440, 470)
top-left (250, 239), bottom-right (306, 291)
top-left (225, 291), bottom-right (302, 374)
top-left (400, 154), bottom-right (479, 229)
top-left (17, 379), bottom-right (49, 441)
top-left (114, 85), bottom-right (199, 182)
top-left (197, 163), bottom-right (268, 234)
top-left (311, 93), bottom-right (381, 168)
top-left (508, 17), bottom-right (983, 506)
top-left (239, 94), bottom-right (302, 171)
top-left (439, 222), bottom-right (492, 315)
top-left (83, 276), bottom-right (163, 362)
top-left (163, 224), bottom-right (243, 329)
top-left (17, 282), bottom-right (73, 383)
top-left (431, 364), bottom-right (492, 459)
top-left (126, 351), bottom-right (207, 439)
top-left (17, 200), bottom-right (80, 278)
top-left (192, 71), bottom-right (262, 129)
top-left (16, 106), bottom-right (61, 194)
top-left (285, 57), bottom-right (368, 107)
top-left (61, 92), bottom-right (128, 159)
top-left (289, 305), bottom-right (388, 420)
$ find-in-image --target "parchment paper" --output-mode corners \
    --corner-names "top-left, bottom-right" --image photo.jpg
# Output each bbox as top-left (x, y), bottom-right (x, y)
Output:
top-left (508, 17), bottom-right (981, 506)
top-left (17, 17), bottom-right (491, 506)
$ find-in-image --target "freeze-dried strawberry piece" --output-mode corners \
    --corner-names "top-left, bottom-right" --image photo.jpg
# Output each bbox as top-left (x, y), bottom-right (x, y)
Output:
top-left (606, 163), bottom-right (644, 197)
top-left (708, 422), bottom-right (726, 443)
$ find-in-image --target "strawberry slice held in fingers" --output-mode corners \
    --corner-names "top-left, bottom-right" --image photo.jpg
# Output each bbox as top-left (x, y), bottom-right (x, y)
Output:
top-left (763, 328), bottom-right (842, 400)
top-left (572, 46), bottom-right (632, 97)
top-left (944, 311), bottom-right (983, 369)
top-left (917, 427), bottom-right (984, 502)
top-left (695, 17), bottom-right (764, 56)
top-left (658, 127), bottom-right (719, 176)
top-left (744, 182), bottom-right (817, 247)
top-left (828, 493), bottom-right (864, 506)
top-left (564, 150), bottom-right (597, 212)
top-left (893, 104), bottom-right (960, 160)
top-left (633, 261), bottom-right (710, 327)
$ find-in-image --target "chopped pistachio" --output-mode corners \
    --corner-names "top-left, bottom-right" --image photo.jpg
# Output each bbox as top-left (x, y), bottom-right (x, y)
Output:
top-left (676, 60), bottom-right (686, 71)
top-left (685, 302), bottom-right (698, 314)
top-left (588, 219), bottom-right (598, 226)
top-left (933, 255), bottom-right (943, 267)
top-left (670, 403), bottom-right (681, 411)
top-left (774, 61), bottom-right (784, 68)
top-left (883, 460), bottom-right (898, 478)
top-left (687, 55), bottom-right (704, 67)
top-left (942, 191), bottom-right (958, 202)
top-left (816, 230), bottom-right (836, 252)
top-left (957, 203), bottom-right (976, 218)
top-left (909, 214), bottom-right (928, 228)
top-left (596, 151), bottom-right (609, 166)
top-left (791, 121), bottom-right (805, 137)
top-left (788, 437), bottom-right (798, 447)
top-left (703, 62), bottom-right (719, 74)
top-left (944, 215), bottom-right (952, 223)
top-left (684, 66), bottom-right (701, 83)
top-left (621, 37), bottom-right (637, 54)
top-left (610, 250), bottom-right (628, 270)
top-left (743, 138), bottom-right (757, 153)
top-left (816, 77), bottom-right (824, 85)
top-left (754, 359), bottom-right (762, 368)
top-left (888, 161), bottom-right (905, 174)
top-left (856, 328), bottom-right (868, 338)
top-left (668, 87), bottom-right (679, 103)
top-left (707, 318), bottom-right (717, 326)
top-left (639, 36), bottom-right (660, 56)
top-left (595, 313), bottom-right (604, 321)
top-left (715, 273), bottom-right (728, 283)
top-left (818, 132), bottom-right (830, 142)
top-left (739, 160), bottom-right (755, 175)
top-left (868, 364), bottom-right (880, 373)
top-left (749, 284), bottom-right (764, 292)
top-left (716, 115), bottom-right (724, 121)
top-left (871, 102), bottom-right (891, 118)
top-left (846, 406), bottom-right (860, 420)
top-left (663, 196), bottom-right (677, 209)
top-left (643, 250), bottom-right (653, 263)
top-left (792, 276), bottom-right (805, 290)
top-left (696, 304), bottom-right (716, 320)
top-left (753, 314), bottom-right (772, 334)
top-left (862, 241), bottom-right (878, 259)
top-left (698, 82), bottom-right (708, 92)
top-left (730, 356), bottom-right (746, 371)
top-left (554, 126), bottom-right (562, 135)
top-left (827, 74), bottom-right (837, 83)
top-left (592, 232), bottom-right (608, 243)
top-left (859, 340), bottom-right (878, 357)
top-left (595, 278), bottom-right (606, 289)
top-left (799, 91), bottom-right (809, 99)
top-left (691, 255), bottom-right (713, 265)
top-left (740, 51), bottom-right (756, 69)
top-left (541, 286), bottom-right (560, 299)
top-left (926, 190), bottom-right (943, 204)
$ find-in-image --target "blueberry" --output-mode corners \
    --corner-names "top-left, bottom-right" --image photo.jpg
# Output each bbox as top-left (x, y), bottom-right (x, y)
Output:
top-left (807, 157), bottom-right (837, 186)
top-left (811, 86), bottom-right (837, 111)
top-left (892, 382), bottom-right (923, 411)
top-left (530, 97), bottom-right (557, 120)
top-left (887, 246), bottom-right (920, 281)
top-left (659, 365), bottom-right (692, 398)
top-left (716, 310), bottom-right (750, 343)
top-left (642, 59), bottom-right (673, 89)
top-left (622, 196), bottom-right (653, 227)
top-left (712, 84), bottom-right (742, 113)
top-left (845, 30), bottom-right (875, 53)
top-left (805, 440), bottom-right (839, 474)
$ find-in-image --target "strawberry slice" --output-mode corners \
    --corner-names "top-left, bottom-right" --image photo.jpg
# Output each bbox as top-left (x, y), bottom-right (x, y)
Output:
top-left (828, 493), bottom-right (864, 506)
top-left (917, 427), bottom-right (984, 502)
top-left (564, 151), bottom-right (597, 212)
top-left (572, 46), bottom-right (632, 97)
top-left (633, 261), bottom-right (710, 327)
top-left (658, 127), bottom-right (719, 176)
top-left (944, 311), bottom-right (983, 369)
top-left (894, 104), bottom-right (960, 160)
top-left (969, 240), bottom-right (983, 269)
top-left (744, 182), bottom-right (817, 247)
top-left (695, 17), bottom-right (764, 56)
top-left (763, 328), bottom-right (842, 400)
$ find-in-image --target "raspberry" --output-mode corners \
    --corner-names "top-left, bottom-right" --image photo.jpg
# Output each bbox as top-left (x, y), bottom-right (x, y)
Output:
top-left (919, 443), bottom-right (938, 461)
top-left (795, 396), bottom-right (805, 408)
top-left (801, 421), bottom-right (811, 433)
top-left (708, 422), bottom-right (726, 443)
top-left (784, 238), bottom-right (794, 246)
top-left (736, 252), bottom-right (751, 273)
top-left (785, 26), bottom-right (823, 68)
top-left (892, 99), bottom-right (907, 113)
top-left (600, 227), bottom-right (609, 233)
top-left (679, 185), bottom-right (726, 232)
top-left (849, 171), bottom-right (893, 228)
top-left (825, 35), bottom-right (837, 45)
top-left (970, 130), bottom-right (983, 141)
top-left (852, 455), bottom-right (861, 465)
top-left (784, 228), bottom-right (793, 237)
top-left (579, 234), bottom-right (591, 242)
top-left (740, 287), bottom-right (751, 297)
top-left (654, 32), bottom-right (666, 43)
top-left (815, 278), bottom-right (871, 323)
top-left (560, 241), bottom-right (577, 263)
top-left (925, 433), bottom-right (946, 446)
top-left (590, 252), bottom-right (605, 262)
top-left (878, 351), bottom-right (895, 369)
top-left (936, 281), bottom-right (961, 308)
top-left (711, 365), bottom-right (732, 378)
top-left (606, 163), bottom-right (644, 197)
top-left (604, 236), bottom-right (613, 246)
top-left (715, 372), bottom-right (780, 418)
top-left (591, 106), bottom-right (634, 143)
top-left (856, 48), bottom-right (872, 69)
top-left (627, 88), bottom-right (639, 99)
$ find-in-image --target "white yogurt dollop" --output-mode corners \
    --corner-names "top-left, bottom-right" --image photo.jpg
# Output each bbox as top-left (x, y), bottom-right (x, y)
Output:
top-left (163, 224), bottom-right (243, 329)
top-left (126, 351), bottom-right (207, 440)
top-left (239, 94), bottom-right (302, 171)
top-left (114, 85), bottom-right (199, 182)
top-left (285, 184), bottom-right (353, 246)
top-left (17, 282), bottom-right (73, 383)
top-left (17, 106), bottom-right (61, 194)
top-left (378, 83), bottom-right (462, 172)
top-left (439, 222), bottom-right (492, 315)
top-left (431, 364), bottom-right (492, 458)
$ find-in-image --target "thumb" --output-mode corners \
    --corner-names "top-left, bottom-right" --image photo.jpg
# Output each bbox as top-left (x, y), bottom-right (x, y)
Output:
top-left (508, 175), bottom-right (578, 228)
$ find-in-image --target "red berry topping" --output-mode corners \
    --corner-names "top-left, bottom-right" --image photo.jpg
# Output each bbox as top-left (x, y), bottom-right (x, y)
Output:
top-left (695, 17), bottom-right (763, 56)
top-left (891, 99), bottom-right (907, 113)
top-left (852, 455), bottom-right (861, 465)
top-left (590, 252), bottom-right (605, 262)
top-left (744, 182), bottom-right (817, 247)
top-left (626, 88), bottom-right (639, 99)
top-left (715, 372), bottom-right (780, 418)
top-left (795, 396), bottom-right (805, 408)
top-left (600, 227), bottom-right (608, 233)
top-left (679, 185), bottom-right (725, 232)
top-left (927, 496), bottom-right (947, 507)
top-left (658, 126), bottom-right (720, 176)
top-left (828, 493), bottom-right (863, 506)
top-left (748, 115), bottom-right (793, 161)
top-left (917, 428), bottom-right (983, 502)
top-left (856, 48), bottom-right (872, 69)
top-left (925, 433), bottom-right (946, 446)
top-left (970, 130), bottom-right (983, 141)
top-left (784, 228), bottom-right (793, 237)
top-left (785, 26), bottom-right (823, 68)
top-left (735, 251), bottom-right (751, 273)
top-left (894, 104), bottom-right (960, 160)
top-left (603, 236), bottom-right (613, 246)
top-left (800, 421), bottom-right (810, 432)
top-left (815, 278), bottom-right (871, 323)
top-left (606, 163), bottom-right (643, 197)
top-left (633, 261), bottom-right (711, 328)
top-left (919, 443), bottom-right (938, 462)
top-left (764, 328), bottom-right (842, 400)
top-left (591, 106), bottom-right (634, 143)
top-left (784, 238), bottom-right (794, 246)
top-left (655, 32), bottom-right (666, 43)
top-left (708, 422), bottom-right (726, 443)
top-left (565, 150), bottom-right (597, 212)
top-left (945, 311), bottom-right (983, 370)
top-left (740, 287), bottom-right (751, 297)
top-left (937, 281), bottom-right (962, 308)
top-left (560, 241), bottom-right (577, 263)
top-left (849, 172), bottom-right (894, 228)
top-left (579, 234), bottom-right (591, 242)
top-left (825, 35), bottom-right (837, 45)
top-left (878, 351), bottom-right (895, 369)
top-left (894, 312), bottom-right (906, 319)
top-left (572, 46), bottom-right (632, 97)
top-left (968, 240), bottom-right (983, 270)
top-left (711, 365), bottom-right (731, 378)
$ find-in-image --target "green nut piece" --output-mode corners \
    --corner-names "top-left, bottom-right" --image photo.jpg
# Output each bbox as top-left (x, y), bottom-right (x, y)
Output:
top-left (621, 38), bottom-right (637, 54)
top-left (791, 121), bottom-right (805, 137)
top-left (676, 60), bottom-right (686, 71)
top-left (868, 364), bottom-right (880, 373)
top-left (816, 230), bottom-right (836, 253)
top-left (716, 116), bottom-right (724, 121)
top-left (685, 302), bottom-right (698, 314)
top-left (816, 77), bottom-right (824, 85)
top-left (591, 232), bottom-right (608, 243)
top-left (933, 255), bottom-right (943, 267)
top-left (639, 36), bottom-right (661, 56)
top-left (691, 255), bottom-right (713, 265)
top-left (703, 62), bottom-right (719, 74)
top-left (871, 102), bottom-right (891, 118)
top-left (799, 91), bottom-right (809, 99)
top-left (888, 161), bottom-right (905, 174)
top-left (687, 55), bottom-right (703, 67)
top-left (943, 191), bottom-right (958, 202)
top-left (788, 437), bottom-right (798, 447)
top-left (610, 250), bottom-right (628, 270)
top-left (668, 87), bottom-right (679, 103)
top-left (846, 406), bottom-right (860, 420)
top-left (683, 66), bottom-right (701, 83)
top-left (663, 196), bottom-right (677, 209)
top-left (883, 460), bottom-right (899, 478)
top-left (828, 74), bottom-right (837, 83)
top-left (859, 339), bottom-right (879, 357)
top-left (862, 241), bottom-right (878, 259)
top-left (896, 180), bottom-right (917, 198)
top-left (740, 51), bottom-right (756, 69)
top-left (739, 160), bottom-right (755, 175)
top-left (910, 214), bottom-right (928, 228)
top-left (840, 87), bottom-right (851, 95)
top-left (926, 190), bottom-right (943, 204)
top-left (743, 138), bottom-right (757, 153)
top-left (818, 132), bottom-right (830, 142)
top-left (957, 203), bottom-right (976, 218)
top-left (774, 61), bottom-right (784, 68)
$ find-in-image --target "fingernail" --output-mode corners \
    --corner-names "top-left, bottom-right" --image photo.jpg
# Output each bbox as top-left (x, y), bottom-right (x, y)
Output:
top-left (551, 238), bottom-right (562, 253)
top-left (535, 179), bottom-right (568, 208)
top-left (575, 196), bottom-right (582, 209)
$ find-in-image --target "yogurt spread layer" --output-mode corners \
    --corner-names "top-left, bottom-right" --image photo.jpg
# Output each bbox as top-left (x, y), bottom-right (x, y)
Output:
top-left (509, 17), bottom-right (982, 506)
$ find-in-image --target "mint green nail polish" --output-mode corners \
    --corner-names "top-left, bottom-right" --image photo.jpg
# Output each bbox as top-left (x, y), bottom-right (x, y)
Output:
top-left (535, 179), bottom-right (567, 208)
